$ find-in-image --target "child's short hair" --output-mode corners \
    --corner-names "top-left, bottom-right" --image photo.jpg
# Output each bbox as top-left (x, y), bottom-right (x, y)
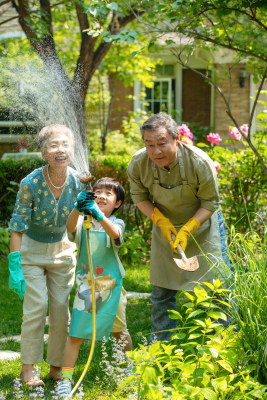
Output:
top-left (93, 177), bottom-right (125, 214)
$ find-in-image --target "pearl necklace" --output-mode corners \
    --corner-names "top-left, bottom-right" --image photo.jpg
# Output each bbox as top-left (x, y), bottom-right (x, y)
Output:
top-left (47, 166), bottom-right (67, 189)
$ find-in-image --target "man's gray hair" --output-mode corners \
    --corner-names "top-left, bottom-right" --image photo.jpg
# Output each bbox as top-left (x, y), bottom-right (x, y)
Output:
top-left (140, 113), bottom-right (178, 139)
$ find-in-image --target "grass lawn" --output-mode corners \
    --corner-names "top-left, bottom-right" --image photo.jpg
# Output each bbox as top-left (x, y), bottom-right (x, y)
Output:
top-left (0, 259), bottom-right (153, 399)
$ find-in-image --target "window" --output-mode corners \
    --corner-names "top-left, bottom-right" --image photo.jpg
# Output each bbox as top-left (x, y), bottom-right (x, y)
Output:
top-left (145, 78), bottom-right (173, 114)
top-left (134, 64), bottom-right (177, 116)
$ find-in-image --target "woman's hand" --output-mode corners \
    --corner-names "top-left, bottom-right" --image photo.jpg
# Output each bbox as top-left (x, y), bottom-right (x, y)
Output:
top-left (8, 251), bottom-right (25, 300)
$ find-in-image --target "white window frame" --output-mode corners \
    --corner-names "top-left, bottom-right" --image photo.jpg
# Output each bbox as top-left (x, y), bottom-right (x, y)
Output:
top-left (144, 78), bottom-right (172, 115)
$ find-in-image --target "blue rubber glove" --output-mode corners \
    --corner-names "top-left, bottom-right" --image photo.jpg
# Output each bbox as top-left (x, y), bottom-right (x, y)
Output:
top-left (8, 251), bottom-right (26, 300)
top-left (83, 200), bottom-right (104, 222)
top-left (74, 190), bottom-right (97, 211)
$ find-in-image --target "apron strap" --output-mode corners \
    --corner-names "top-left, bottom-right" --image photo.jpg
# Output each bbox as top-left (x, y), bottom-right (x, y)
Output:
top-left (177, 144), bottom-right (187, 184)
top-left (152, 166), bottom-right (160, 184)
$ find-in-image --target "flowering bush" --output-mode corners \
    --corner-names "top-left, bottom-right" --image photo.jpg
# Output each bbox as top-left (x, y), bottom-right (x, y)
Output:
top-left (229, 124), bottom-right (249, 140)
top-left (206, 140), bottom-right (266, 234)
top-left (178, 124), bottom-right (194, 145)
top-left (239, 124), bottom-right (249, 136)
top-left (17, 135), bottom-right (32, 152)
top-left (207, 132), bottom-right (222, 145)
top-left (186, 121), bottom-right (266, 235)
top-left (178, 123), bottom-right (193, 139)
top-left (229, 126), bottom-right (242, 140)
top-left (213, 160), bottom-right (221, 171)
top-left (180, 136), bottom-right (193, 145)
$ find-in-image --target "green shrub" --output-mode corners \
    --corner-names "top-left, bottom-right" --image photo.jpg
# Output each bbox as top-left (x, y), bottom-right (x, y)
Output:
top-left (0, 158), bottom-right (45, 226)
top-left (227, 229), bottom-right (267, 383)
top-left (0, 227), bottom-right (10, 260)
top-left (90, 155), bottom-right (131, 202)
top-left (200, 140), bottom-right (266, 236)
top-left (0, 156), bottom-right (132, 227)
top-left (118, 280), bottom-right (267, 399)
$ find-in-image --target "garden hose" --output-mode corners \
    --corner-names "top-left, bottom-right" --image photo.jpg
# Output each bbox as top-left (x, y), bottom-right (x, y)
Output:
top-left (65, 175), bottom-right (96, 399)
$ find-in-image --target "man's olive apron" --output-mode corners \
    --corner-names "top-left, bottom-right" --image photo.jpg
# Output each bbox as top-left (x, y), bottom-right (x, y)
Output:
top-left (150, 146), bottom-right (223, 291)
top-left (70, 229), bottom-right (122, 340)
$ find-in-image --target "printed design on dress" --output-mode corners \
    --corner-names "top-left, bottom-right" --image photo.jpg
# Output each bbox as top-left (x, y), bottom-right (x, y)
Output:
top-left (73, 262), bottom-right (116, 313)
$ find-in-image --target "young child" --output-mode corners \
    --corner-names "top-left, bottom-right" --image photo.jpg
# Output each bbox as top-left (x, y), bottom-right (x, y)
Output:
top-left (58, 177), bottom-right (132, 397)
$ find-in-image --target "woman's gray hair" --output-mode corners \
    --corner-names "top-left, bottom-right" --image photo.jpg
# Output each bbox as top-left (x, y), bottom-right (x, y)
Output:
top-left (38, 124), bottom-right (75, 151)
top-left (140, 113), bottom-right (178, 139)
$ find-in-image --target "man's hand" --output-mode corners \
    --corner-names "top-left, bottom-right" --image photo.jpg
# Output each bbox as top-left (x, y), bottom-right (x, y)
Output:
top-left (173, 217), bottom-right (200, 252)
top-left (8, 251), bottom-right (25, 300)
top-left (151, 208), bottom-right (177, 248)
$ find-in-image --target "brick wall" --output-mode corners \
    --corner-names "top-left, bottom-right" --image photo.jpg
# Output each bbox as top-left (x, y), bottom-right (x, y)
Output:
top-left (109, 75), bottom-right (134, 131)
top-left (182, 69), bottom-right (211, 127)
top-left (214, 64), bottom-right (250, 140)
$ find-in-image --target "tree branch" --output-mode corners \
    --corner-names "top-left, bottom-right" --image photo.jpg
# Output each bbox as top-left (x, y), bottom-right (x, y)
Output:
top-left (0, 1), bottom-right (11, 17)
top-left (40, 0), bottom-right (53, 36)
top-left (75, 0), bottom-right (89, 33)
top-left (74, 7), bottom-right (139, 103)
top-left (184, 29), bottom-right (267, 61)
top-left (73, 1), bottom-right (97, 102)
top-left (0, 0), bottom-right (12, 6)
top-left (0, 0), bottom-right (67, 26)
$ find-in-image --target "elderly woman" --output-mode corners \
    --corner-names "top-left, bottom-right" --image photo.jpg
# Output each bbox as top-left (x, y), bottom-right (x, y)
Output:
top-left (8, 124), bottom-right (84, 386)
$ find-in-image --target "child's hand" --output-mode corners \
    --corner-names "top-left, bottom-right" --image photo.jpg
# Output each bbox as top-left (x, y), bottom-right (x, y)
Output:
top-left (74, 190), bottom-right (97, 211)
top-left (83, 201), bottom-right (104, 222)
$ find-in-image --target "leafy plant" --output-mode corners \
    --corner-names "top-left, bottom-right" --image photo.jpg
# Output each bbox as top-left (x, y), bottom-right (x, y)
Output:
top-left (227, 229), bottom-right (267, 383)
top-left (0, 158), bottom-right (45, 226)
top-left (191, 105), bottom-right (267, 236)
top-left (0, 228), bottom-right (10, 260)
top-left (120, 228), bottom-right (148, 265)
top-left (208, 142), bottom-right (266, 235)
top-left (118, 280), bottom-right (267, 399)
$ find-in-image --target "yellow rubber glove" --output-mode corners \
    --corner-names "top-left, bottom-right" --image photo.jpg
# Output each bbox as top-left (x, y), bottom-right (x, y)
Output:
top-left (173, 217), bottom-right (200, 251)
top-left (151, 207), bottom-right (177, 247)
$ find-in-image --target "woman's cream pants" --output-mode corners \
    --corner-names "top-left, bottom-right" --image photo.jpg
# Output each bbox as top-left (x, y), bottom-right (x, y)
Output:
top-left (20, 234), bottom-right (76, 366)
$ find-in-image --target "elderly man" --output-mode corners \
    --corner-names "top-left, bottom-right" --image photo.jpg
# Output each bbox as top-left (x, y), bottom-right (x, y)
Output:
top-left (127, 112), bottom-right (229, 341)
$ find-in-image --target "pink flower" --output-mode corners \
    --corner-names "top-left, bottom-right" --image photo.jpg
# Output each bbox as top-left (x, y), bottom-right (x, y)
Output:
top-left (239, 124), bottom-right (248, 137)
top-left (229, 127), bottom-right (241, 140)
top-left (213, 161), bottom-right (221, 172)
top-left (178, 124), bottom-right (193, 139)
top-left (181, 136), bottom-right (193, 145)
top-left (207, 133), bottom-right (222, 145)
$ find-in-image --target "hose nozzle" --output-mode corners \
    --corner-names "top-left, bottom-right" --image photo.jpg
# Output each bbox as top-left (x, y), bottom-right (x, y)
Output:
top-left (79, 171), bottom-right (92, 190)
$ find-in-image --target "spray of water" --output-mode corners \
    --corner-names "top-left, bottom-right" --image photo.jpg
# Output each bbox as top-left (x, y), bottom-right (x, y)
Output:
top-left (1, 56), bottom-right (89, 176)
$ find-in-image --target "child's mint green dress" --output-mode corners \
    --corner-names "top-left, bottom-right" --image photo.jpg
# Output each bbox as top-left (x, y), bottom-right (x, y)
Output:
top-left (69, 217), bottom-right (125, 340)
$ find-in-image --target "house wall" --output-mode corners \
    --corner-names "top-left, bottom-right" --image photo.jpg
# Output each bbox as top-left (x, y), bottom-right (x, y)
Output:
top-left (182, 69), bottom-right (211, 127)
top-left (214, 64), bottom-right (250, 139)
top-left (109, 62), bottom-right (251, 144)
top-left (109, 75), bottom-right (134, 131)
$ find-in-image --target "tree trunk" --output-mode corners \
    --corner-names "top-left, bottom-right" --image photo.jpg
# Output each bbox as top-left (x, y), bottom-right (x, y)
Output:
top-left (11, 0), bottom-right (138, 146)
